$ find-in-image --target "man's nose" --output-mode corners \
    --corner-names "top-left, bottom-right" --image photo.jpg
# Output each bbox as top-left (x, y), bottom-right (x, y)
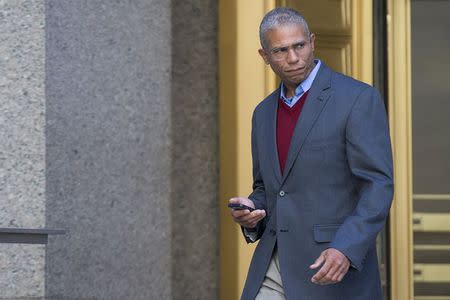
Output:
top-left (286, 48), bottom-right (299, 63)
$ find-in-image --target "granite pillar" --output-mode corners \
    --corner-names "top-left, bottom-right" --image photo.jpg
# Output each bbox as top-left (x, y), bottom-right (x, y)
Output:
top-left (0, 0), bottom-right (218, 298)
top-left (0, 0), bottom-right (46, 298)
top-left (45, 0), bottom-right (173, 299)
top-left (171, 1), bottom-right (218, 299)
top-left (45, 0), bottom-right (218, 299)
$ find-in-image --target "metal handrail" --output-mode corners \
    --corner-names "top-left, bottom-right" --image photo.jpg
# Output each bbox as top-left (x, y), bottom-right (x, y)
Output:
top-left (0, 227), bottom-right (65, 244)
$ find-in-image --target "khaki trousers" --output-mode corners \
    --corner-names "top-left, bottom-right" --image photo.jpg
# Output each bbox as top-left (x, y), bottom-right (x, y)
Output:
top-left (255, 247), bottom-right (286, 300)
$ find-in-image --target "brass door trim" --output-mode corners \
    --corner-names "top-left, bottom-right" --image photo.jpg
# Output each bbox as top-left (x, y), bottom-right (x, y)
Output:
top-left (414, 194), bottom-right (450, 200)
top-left (387, 0), bottom-right (413, 299)
top-left (219, 1), bottom-right (277, 299)
top-left (414, 264), bottom-right (450, 282)
top-left (413, 213), bottom-right (450, 232)
top-left (264, 0), bottom-right (278, 95)
top-left (414, 245), bottom-right (450, 251)
top-left (415, 297), bottom-right (450, 300)
top-left (351, 0), bottom-right (373, 84)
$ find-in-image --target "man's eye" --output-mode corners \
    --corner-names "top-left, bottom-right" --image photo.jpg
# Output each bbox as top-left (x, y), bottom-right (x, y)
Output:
top-left (279, 47), bottom-right (288, 52)
top-left (294, 43), bottom-right (305, 49)
top-left (272, 48), bottom-right (281, 54)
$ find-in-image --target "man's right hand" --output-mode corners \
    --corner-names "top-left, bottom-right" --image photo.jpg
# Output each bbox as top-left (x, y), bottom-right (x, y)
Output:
top-left (229, 197), bottom-right (266, 228)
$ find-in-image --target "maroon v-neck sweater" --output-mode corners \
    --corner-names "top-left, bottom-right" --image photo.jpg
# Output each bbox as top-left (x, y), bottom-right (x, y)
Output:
top-left (276, 91), bottom-right (309, 174)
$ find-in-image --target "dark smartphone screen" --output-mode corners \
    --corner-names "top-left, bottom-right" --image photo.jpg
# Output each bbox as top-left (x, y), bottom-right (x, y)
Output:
top-left (228, 203), bottom-right (255, 212)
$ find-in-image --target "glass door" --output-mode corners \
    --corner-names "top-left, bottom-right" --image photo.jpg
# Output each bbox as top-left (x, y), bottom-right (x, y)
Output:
top-left (411, 1), bottom-right (450, 299)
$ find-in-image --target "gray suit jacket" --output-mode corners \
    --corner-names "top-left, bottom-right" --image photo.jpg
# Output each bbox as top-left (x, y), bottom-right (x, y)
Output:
top-left (241, 63), bottom-right (393, 300)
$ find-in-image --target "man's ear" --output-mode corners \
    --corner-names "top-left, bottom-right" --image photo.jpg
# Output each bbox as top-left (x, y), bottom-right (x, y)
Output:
top-left (258, 48), bottom-right (270, 65)
top-left (309, 33), bottom-right (316, 51)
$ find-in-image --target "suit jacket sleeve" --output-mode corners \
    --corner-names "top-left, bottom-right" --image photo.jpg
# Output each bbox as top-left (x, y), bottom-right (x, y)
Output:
top-left (329, 86), bottom-right (394, 271)
top-left (242, 110), bottom-right (268, 243)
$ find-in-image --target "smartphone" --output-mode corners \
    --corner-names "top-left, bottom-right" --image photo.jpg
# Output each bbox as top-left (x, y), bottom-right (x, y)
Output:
top-left (228, 203), bottom-right (255, 212)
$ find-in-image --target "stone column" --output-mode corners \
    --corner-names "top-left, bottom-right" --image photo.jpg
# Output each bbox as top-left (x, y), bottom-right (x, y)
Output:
top-left (45, 1), bottom-right (173, 299)
top-left (171, 1), bottom-right (219, 299)
top-left (0, 0), bottom-right (46, 298)
top-left (0, 0), bottom-right (218, 299)
top-left (45, 0), bottom-right (218, 299)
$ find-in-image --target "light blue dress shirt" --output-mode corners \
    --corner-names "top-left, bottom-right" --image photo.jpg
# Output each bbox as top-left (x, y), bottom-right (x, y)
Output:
top-left (280, 59), bottom-right (321, 107)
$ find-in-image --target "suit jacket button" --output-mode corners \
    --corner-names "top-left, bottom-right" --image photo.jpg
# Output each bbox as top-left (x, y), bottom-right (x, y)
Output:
top-left (269, 229), bottom-right (276, 235)
top-left (279, 190), bottom-right (285, 197)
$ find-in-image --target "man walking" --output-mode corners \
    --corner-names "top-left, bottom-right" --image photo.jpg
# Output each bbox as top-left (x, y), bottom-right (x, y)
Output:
top-left (229, 7), bottom-right (393, 300)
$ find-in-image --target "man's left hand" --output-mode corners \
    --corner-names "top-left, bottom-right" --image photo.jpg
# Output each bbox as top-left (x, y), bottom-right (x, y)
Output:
top-left (310, 248), bottom-right (350, 285)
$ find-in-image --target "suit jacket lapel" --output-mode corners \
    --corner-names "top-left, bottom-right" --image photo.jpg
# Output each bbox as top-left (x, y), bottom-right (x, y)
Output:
top-left (281, 64), bottom-right (333, 184)
top-left (264, 88), bottom-right (283, 184)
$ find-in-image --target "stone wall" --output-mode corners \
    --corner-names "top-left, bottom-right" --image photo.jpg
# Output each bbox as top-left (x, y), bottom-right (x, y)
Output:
top-left (0, 1), bottom-right (46, 298)
top-left (0, 0), bottom-right (218, 299)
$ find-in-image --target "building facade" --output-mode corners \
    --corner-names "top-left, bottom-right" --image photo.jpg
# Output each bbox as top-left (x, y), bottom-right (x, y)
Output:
top-left (1, 0), bottom-right (449, 299)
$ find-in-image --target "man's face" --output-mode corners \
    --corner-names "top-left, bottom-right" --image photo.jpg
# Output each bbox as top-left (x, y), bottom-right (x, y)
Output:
top-left (259, 24), bottom-right (315, 90)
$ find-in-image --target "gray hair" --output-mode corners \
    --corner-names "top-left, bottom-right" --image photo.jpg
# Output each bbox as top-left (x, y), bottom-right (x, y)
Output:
top-left (259, 7), bottom-right (310, 50)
